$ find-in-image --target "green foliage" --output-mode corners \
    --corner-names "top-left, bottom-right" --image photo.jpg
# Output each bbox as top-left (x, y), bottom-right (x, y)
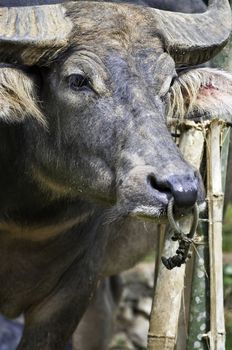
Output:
top-left (223, 205), bottom-right (232, 252)
top-left (223, 204), bottom-right (232, 350)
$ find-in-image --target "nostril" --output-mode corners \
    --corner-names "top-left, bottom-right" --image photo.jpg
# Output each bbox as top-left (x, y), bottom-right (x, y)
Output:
top-left (147, 175), bottom-right (172, 194)
top-left (147, 175), bottom-right (157, 189)
top-left (147, 173), bottom-right (199, 209)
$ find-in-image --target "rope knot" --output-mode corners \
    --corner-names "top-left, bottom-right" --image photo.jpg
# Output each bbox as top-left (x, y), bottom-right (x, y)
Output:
top-left (161, 197), bottom-right (199, 270)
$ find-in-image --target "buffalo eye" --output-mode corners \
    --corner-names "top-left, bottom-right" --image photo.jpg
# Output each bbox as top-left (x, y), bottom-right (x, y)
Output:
top-left (68, 74), bottom-right (92, 92)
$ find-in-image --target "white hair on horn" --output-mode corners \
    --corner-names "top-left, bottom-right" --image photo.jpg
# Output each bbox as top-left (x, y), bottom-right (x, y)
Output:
top-left (166, 68), bottom-right (232, 121)
top-left (0, 67), bottom-right (46, 125)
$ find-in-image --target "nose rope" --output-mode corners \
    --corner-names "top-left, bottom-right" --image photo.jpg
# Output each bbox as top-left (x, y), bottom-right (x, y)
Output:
top-left (167, 197), bottom-right (199, 238)
top-left (161, 197), bottom-right (199, 270)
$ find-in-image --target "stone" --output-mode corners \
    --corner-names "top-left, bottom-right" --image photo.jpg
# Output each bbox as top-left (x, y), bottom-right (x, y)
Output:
top-left (136, 297), bottom-right (153, 317)
top-left (109, 332), bottom-right (134, 350)
top-left (129, 315), bottom-right (149, 349)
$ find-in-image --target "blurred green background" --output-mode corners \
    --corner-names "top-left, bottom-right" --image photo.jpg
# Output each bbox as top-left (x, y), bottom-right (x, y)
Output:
top-left (224, 204), bottom-right (232, 350)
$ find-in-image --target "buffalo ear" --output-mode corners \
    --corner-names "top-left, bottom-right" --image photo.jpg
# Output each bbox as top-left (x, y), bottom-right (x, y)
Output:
top-left (0, 65), bottom-right (46, 125)
top-left (167, 68), bottom-right (232, 124)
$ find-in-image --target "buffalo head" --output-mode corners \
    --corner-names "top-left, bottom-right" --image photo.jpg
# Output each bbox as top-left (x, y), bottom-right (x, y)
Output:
top-left (0, 0), bottom-right (231, 221)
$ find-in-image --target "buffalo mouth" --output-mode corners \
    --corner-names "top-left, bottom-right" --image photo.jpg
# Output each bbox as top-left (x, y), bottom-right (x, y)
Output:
top-left (104, 188), bottom-right (205, 225)
top-left (111, 165), bottom-right (205, 223)
top-left (129, 199), bottom-right (206, 223)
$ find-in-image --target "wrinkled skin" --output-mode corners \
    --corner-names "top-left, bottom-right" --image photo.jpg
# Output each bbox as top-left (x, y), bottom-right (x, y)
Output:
top-left (1, 1), bottom-right (231, 350)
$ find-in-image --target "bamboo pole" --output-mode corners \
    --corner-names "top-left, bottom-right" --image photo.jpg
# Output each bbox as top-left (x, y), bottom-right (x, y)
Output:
top-left (187, 121), bottom-right (229, 348)
top-left (154, 224), bottom-right (166, 286)
top-left (187, 6), bottom-right (232, 346)
top-left (187, 121), bottom-right (230, 350)
top-left (221, 128), bottom-right (231, 196)
top-left (207, 120), bottom-right (226, 349)
top-left (186, 219), bottom-right (210, 350)
top-left (147, 125), bottom-right (205, 350)
top-left (186, 128), bottom-right (211, 350)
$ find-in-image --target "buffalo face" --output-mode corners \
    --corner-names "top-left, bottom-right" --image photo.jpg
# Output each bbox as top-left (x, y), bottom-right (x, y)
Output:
top-left (0, 1), bottom-right (232, 221)
top-left (28, 32), bottom-right (201, 219)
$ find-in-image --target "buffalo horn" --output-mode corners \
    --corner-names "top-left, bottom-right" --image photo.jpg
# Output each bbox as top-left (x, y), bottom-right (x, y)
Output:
top-left (0, 4), bottom-right (72, 65)
top-left (150, 0), bottom-right (232, 65)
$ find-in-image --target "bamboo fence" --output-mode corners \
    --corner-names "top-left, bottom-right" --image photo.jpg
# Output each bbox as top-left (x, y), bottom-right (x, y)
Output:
top-left (148, 4), bottom-right (232, 346)
top-left (147, 122), bottom-right (205, 350)
top-left (148, 119), bottom-right (231, 350)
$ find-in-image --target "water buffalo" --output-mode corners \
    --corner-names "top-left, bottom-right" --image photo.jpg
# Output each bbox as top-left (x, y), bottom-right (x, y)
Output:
top-left (0, 1), bottom-right (232, 349)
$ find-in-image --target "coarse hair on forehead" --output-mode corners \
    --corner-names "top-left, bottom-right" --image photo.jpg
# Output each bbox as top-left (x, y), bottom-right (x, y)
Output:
top-left (165, 68), bottom-right (232, 122)
top-left (65, 2), bottom-right (161, 52)
top-left (0, 65), bottom-right (46, 125)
